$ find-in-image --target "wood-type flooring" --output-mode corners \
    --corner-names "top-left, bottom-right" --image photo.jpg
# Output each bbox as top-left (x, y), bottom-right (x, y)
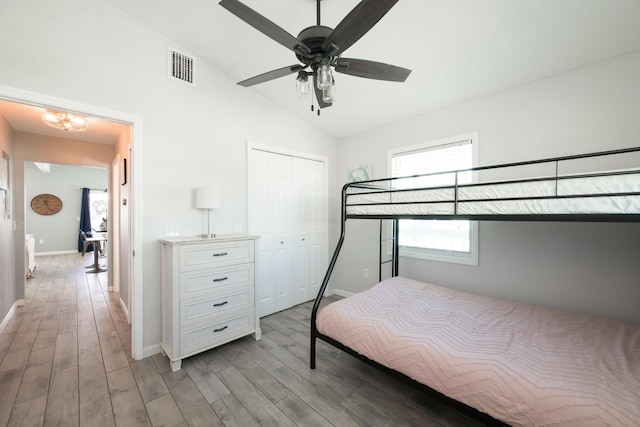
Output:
top-left (0, 253), bottom-right (491, 426)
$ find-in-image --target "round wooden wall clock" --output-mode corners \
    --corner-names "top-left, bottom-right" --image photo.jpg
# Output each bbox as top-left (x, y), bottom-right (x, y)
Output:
top-left (31, 193), bottom-right (63, 215)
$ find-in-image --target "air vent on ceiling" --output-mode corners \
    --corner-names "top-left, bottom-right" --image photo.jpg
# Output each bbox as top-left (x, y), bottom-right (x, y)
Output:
top-left (169, 49), bottom-right (195, 85)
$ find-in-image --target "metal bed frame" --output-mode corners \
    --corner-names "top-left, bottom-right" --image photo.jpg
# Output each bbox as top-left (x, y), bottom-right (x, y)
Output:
top-left (310, 146), bottom-right (640, 425)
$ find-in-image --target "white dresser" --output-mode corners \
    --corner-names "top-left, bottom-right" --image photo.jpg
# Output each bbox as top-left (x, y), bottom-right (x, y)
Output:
top-left (160, 235), bottom-right (261, 371)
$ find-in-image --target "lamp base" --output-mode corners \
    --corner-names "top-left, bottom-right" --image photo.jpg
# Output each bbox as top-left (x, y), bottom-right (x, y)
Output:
top-left (202, 233), bottom-right (215, 239)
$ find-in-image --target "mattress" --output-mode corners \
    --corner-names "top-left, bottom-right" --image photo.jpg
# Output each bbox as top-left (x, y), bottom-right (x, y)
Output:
top-left (345, 172), bottom-right (640, 216)
top-left (316, 277), bottom-right (640, 426)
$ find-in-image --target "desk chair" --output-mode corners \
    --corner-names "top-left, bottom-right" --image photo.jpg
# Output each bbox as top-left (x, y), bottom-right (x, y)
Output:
top-left (79, 229), bottom-right (102, 256)
top-left (79, 229), bottom-right (107, 273)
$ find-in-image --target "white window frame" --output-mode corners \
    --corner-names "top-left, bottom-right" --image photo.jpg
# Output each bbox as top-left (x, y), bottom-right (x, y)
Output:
top-left (388, 133), bottom-right (479, 266)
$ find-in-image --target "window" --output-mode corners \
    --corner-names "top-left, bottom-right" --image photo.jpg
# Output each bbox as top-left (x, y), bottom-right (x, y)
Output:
top-left (389, 133), bottom-right (478, 265)
top-left (89, 190), bottom-right (108, 231)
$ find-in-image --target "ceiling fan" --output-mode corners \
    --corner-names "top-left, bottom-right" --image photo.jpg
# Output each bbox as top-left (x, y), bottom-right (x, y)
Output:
top-left (218, 0), bottom-right (411, 109)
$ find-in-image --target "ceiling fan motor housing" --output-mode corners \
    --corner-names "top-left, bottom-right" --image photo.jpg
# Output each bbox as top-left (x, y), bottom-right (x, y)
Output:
top-left (296, 25), bottom-right (337, 70)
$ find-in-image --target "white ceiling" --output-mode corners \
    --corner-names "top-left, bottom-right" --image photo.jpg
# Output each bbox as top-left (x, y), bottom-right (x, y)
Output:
top-left (2, 1), bottom-right (640, 142)
top-left (106, 0), bottom-right (640, 139)
top-left (0, 99), bottom-right (129, 145)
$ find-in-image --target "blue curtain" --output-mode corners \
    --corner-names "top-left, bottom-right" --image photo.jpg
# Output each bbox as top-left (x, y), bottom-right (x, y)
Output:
top-left (78, 187), bottom-right (93, 252)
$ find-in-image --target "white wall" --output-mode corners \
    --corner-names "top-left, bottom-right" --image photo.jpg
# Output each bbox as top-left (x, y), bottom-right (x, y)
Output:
top-left (334, 51), bottom-right (640, 324)
top-left (0, 0), bottom-right (337, 354)
top-left (25, 162), bottom-right (107, 253)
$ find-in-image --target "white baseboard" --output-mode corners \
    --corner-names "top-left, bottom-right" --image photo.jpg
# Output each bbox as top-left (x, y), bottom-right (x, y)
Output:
top-left (143, 343), bottom-right (162, 358)
top-left (119, 297), bottom-right (130, 324)
top-left (35, 250), bottom-right (77, 256)
top-left (0, 300), bottom-right (21, 334)
top-left (323, 288), bottom-right (336, 296)
top-left (334, 289), bottom-right (354, 298)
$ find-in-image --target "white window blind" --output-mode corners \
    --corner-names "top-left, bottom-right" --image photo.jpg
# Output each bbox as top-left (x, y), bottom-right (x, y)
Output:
top-left (392, 141), bottom-right (472, 188)
top-left (390, 137), bottom-right (477, 264)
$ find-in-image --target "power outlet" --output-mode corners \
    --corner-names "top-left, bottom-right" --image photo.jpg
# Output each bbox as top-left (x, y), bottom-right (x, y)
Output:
top-left (39, 239), bottom-right (44, 245)
top-left (363, 268), bottom-right (369, 278)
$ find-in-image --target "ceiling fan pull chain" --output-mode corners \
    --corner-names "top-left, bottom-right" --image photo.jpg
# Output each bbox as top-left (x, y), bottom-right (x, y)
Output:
top-left (311, 88), bottom-right (315, 112)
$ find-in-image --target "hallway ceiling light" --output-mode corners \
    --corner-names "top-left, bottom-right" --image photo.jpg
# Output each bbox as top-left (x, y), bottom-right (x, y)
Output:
top-left (42, 110), bottom-right (89, 132)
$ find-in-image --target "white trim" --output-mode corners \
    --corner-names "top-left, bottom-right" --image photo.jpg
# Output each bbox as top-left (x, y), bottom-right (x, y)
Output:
top-left (388, 132), bottom-right (479, 161)
top-left (0, 301), bottom-right (19, 334)
top-left (34, 250), bottom-right (77, 256)
top-left (388, 132), bottom-right (479, 266)
top-left (333, 289), bottom-right (353, 298)
top-left (111, 155), bottom-right (121, 295)
top-left (247, 141), bottom-right (329, 164)
top-left (119, 296), bottom-right (130, 323)
top-left (398, 230), bottom-right (479, 265)
top-left (0, 84), bottom-right (144, 361)
top-left (130, 122), bottom-right (144, 361)
top-left (143, 343), bottom-right (162, 358)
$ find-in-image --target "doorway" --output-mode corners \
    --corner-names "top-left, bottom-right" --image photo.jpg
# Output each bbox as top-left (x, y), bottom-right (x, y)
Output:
top-left (0, 84), bottom-right (143, 360)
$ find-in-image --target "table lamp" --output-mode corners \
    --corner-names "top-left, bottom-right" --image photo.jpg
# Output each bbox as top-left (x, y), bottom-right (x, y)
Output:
top-left (195, 187), bottom-right (221, 238)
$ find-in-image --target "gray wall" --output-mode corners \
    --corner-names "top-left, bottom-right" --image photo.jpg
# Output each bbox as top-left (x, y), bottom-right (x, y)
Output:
top-left (333, 51), bottom-right (640, 324)
top-left (401, 221), bottom-right (640, 324)
top-left (25, 162), bottom-right (107, 253)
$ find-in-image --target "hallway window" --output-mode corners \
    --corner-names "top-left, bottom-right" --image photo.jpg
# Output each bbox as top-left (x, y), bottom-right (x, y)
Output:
top-left (90, 190), bottom-right (108, 231)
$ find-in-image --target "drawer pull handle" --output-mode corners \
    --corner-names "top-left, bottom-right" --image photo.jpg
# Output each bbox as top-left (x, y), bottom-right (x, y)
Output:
top-left (213, 301), bottom-right (228, 307)
top-left (212, 277), bottom-right (228, 282)
top-left (212, 252), bottom-right (228, 257)
top-left (213, 326), bottom-right (228, 333)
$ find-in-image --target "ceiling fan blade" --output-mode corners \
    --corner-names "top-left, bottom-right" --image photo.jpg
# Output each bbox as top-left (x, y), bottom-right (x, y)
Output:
top-left (335, 58), bottom-right (411, 82)
top-left (219, 0), bottom-right (310, 54)
top-left (313, 74), bottom-right (332, 109)
top-left (322, 0), bottom-right (398, 54)
top-left (238, 65), bottom-right (305, 87)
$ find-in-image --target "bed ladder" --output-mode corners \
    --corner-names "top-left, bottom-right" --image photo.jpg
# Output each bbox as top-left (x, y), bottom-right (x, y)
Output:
top-left (379, 219), bottom-right (399, 281)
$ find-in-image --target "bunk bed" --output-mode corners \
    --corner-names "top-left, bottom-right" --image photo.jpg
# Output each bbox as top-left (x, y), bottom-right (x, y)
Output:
top-left (310, 146), bottom-right (640, 426)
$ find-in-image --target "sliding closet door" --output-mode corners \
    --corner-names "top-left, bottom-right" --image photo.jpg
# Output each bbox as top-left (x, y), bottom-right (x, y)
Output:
top-left (249, 146), bottom-right (327, 317)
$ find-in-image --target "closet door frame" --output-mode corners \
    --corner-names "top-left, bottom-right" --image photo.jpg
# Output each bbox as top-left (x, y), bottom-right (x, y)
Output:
top-left (247, 141), bottom-right (329, 317)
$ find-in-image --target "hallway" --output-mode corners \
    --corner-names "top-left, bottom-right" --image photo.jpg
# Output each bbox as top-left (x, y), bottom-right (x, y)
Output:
top-left (0, 253), bottom-right (134, 425)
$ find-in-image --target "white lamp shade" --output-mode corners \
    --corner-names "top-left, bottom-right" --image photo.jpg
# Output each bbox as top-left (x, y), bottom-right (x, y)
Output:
top-left (195, 187), bottom-right (221, 209)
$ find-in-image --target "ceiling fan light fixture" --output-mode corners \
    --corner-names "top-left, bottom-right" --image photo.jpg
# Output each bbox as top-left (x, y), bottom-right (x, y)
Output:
top-left (296, 72), bottom-right (310, 99)
top-left (322, 79), bottom-right (336, 104)
top-left (316, 64), bottom-right (333, 90)
top-left (42, 110), bottom-right (89, 132)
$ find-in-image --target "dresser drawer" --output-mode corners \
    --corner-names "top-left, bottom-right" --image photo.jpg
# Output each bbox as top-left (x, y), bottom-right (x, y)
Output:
top-left (181, 287), bottom-right (253, 326)
top-left (180, 263), bottom-right (254, 299)
top-left (180, 240), bottom-right (254, 271)
top-left (181, 310), bottom-right (254, 356)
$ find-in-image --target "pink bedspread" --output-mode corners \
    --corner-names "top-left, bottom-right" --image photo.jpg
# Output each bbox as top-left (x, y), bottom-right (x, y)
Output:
top-left (316, 277), bottom-right (640, 426)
